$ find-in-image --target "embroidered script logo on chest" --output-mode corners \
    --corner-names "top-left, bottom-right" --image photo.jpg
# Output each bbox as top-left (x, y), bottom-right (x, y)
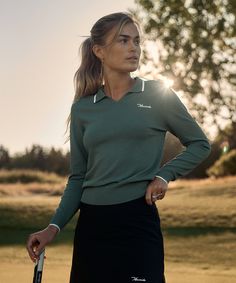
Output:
top-left (137, 103), bottom-right (152, 109)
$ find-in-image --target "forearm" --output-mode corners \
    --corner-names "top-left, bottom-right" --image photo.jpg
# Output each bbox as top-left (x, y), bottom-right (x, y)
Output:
top-left (49, 177), bottom-right (84, 230)
top-left (156, 140), bottom-right (211, 182)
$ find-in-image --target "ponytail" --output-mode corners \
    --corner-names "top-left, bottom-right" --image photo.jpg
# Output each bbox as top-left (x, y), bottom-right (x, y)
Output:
top-left (73, 37), bottom-right (103, 102)
top-left (63, 38), bottom-right (103, 144)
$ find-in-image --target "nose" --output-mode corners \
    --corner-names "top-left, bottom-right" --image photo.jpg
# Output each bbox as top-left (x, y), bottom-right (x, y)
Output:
top-left (129, 39), bottom-right (138, 51)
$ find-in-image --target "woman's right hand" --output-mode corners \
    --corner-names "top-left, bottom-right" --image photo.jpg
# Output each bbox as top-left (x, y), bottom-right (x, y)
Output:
top-left (26, 225), bottom-right (59, 262)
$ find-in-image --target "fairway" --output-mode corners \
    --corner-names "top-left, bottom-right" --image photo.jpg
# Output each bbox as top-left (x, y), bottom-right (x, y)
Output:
top-left (0, 232), bottom-right (235, 283)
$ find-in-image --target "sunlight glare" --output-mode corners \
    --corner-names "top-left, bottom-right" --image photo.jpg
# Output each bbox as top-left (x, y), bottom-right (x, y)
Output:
top-left (162, 77), bottom-right (174, 88)
top-left (220, 140), bottom-right (230, 154)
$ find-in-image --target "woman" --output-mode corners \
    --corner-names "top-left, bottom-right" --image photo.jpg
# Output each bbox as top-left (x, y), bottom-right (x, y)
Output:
top-left (26, 12), bottom-right (211, 283)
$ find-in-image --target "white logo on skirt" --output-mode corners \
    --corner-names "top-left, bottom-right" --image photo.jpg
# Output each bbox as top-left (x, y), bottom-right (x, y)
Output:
top-left (131, 276), bottom-right (146, 281)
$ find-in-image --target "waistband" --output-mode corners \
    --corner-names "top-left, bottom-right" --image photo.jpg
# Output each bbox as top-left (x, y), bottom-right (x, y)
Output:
top-left (80, 195), bottom-right (157, 214)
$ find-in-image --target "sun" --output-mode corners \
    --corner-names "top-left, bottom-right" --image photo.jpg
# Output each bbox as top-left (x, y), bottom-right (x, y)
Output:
top-left (161, 77), bottom-right (174, 88)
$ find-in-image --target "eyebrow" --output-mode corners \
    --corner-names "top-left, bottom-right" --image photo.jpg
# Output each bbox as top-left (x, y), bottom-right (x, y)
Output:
top-left (118, 34), bottom-right (140, 39)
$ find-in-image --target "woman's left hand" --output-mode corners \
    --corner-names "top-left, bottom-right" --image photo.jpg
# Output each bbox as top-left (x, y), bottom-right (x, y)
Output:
top-left (145, 177), bottom-right (168, 205)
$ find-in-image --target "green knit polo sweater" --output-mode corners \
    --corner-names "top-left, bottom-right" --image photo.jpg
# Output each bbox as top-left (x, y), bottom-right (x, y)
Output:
top-left (50, 77), bottom-right (211, 230)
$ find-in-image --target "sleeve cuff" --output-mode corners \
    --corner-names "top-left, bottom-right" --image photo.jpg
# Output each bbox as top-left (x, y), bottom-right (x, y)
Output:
top-left (48, 223), bottom-right (61, 232)
top-left (155, 175), bottom-right (169, 185)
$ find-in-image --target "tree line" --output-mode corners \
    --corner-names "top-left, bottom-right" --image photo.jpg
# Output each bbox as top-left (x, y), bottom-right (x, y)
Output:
top-left (0, 144), bottom-right (70, 176)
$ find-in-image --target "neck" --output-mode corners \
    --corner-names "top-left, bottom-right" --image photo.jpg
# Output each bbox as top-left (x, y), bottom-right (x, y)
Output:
top-left (103, 72), bottom-right (135, 100)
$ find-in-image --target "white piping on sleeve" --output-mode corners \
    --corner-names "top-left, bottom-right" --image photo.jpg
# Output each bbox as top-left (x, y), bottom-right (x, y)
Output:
top-left (155, 175), bottom-right (169, 184)
top-left (48, 223), bottom-right (61, 232)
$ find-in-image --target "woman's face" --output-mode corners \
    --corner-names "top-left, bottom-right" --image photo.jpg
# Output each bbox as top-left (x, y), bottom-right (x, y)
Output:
top-left (98, 22), bottom-right (141, 74)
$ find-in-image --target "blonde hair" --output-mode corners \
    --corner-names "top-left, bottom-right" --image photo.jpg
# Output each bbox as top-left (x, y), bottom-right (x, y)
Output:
top-left (64, 12), bottom-right (140, 144)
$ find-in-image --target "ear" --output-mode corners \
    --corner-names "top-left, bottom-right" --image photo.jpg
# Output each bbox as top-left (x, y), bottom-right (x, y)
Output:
top-left (92, 44), bottom-right (104, 61)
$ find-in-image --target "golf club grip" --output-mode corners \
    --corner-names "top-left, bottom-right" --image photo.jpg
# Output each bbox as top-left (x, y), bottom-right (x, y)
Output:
top-left (33, 249), bottom-right (45, 283)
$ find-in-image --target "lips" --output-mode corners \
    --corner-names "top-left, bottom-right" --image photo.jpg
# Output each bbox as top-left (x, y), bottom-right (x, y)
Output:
top-left (126, 56), bottom-right (139, 60)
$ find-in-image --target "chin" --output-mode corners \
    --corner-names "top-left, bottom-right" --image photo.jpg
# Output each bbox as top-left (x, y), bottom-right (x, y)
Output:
top-left (124, 66), bottom-right (139, 72)
top-left (114, 63), bottom-right (139, 73)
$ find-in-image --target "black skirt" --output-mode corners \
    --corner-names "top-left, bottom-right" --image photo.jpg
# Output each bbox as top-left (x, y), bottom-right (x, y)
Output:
top-left (69, 195), bottom-right (166, 283)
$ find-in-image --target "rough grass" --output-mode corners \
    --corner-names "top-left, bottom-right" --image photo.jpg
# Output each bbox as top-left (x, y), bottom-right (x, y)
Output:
top-left (157, 175), bottom-right (236, 228)
top-left (0, 182), bottom-right (65, 197)
top-left (0, 168), bottom-right (65, 184)
top-left (0, 196), bottom-right (77, 230)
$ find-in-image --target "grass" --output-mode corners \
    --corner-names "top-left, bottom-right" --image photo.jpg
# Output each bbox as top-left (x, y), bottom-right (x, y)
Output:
top-left (0, 196), bottom-right (78, 230)
top-left (0, 168), bottom-right (65, 184)
top-left (0, 230), bottom-right (235, 283)
top-left (157, 175), bottom-right (236, 228)
top-left (0, 174), bottom-right (236, 282)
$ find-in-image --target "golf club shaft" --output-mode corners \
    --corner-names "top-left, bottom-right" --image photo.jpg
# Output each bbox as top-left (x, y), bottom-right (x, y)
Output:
top-left (33, 249), bottom-right (45, 283)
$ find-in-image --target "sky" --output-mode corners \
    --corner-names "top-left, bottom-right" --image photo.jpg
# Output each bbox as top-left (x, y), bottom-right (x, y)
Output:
top-left (0, 0), bottom-right (137, 155)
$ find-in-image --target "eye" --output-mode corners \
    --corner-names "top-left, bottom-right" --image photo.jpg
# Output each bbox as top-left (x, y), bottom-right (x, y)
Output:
top-left (134, 39), bottom-right (141, 45)
top-left (119, 38), bottom-right (128, 44)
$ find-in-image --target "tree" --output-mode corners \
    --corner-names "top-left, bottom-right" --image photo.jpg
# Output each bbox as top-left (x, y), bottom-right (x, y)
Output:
top-left (214, 120), bottom-right (236, 150)
top-left (9, 144), bottom-right (70, 175)
top-left (131, 0), bottom-right (236, 137)
top-left (46, 147), bottom-right (70, 175)
top-left (25, 144), bottom-right (47, 170)
top-left (0, 145), bottom-right (10, 169)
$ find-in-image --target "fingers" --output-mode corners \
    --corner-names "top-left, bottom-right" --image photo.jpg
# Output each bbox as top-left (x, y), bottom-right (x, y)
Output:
top-left (150, 191), bottom-right (165, 203)
top-left (154, 188), bottom-right (167, 200)
top-left (26, 232), bottom-right (46, 263)
top-left (26, 234), bottom-right (40, 262)
top-left (146, 189), bottom-right (164, 205)
top-left (145, 177), bottom-right (168, 205)
top-left (35, 240), bottom-right (46, 257)
top-left (155, 190), bottom-right (166, 200)
top-left (145, 188), bottom-right (154, 205)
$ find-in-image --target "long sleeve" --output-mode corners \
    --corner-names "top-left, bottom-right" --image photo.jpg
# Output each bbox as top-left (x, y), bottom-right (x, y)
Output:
top-left (49, 102), bottom-right (87, 230)
top-left (156, 87), bottom-right (211, 182)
